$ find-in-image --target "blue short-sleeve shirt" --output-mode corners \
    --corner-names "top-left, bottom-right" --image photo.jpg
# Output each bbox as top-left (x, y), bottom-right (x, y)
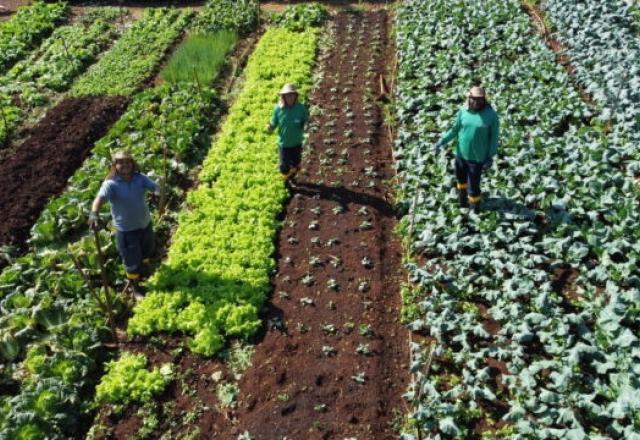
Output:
top-left (98, 173), bottom-right (157, 232)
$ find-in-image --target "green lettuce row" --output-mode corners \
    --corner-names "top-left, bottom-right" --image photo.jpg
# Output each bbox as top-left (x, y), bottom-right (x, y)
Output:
top-left (395, 1), bottom-right (640, 439)
top-left (71, 8), bottom-right (193, 96)
top-left (128, 27), bottom-right (319, 356)
top-left (95, 352), bottom-right (172, 405)
top-left (0, 8), bottom-right (123, 148)
top-left (0, 1), bottom-right (68, 75)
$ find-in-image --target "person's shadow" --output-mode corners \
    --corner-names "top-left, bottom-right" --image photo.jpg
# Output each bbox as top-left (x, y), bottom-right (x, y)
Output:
top-left (291, 181), bottom-right (398, 218)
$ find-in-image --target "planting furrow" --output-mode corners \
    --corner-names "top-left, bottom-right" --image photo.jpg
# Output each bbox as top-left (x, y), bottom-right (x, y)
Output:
top-left (395, 0), bottom-right (640, 438)
top-left (0, 7), bottom-right (125, 148)
top-left (214, 10), bottom-right (409, 440)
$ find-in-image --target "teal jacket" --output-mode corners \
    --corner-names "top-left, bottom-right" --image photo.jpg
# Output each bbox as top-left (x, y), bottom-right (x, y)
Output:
top-left (270, 102), bottom-right (309, 148)
top-left (439, 105), bottom-right (500, 162)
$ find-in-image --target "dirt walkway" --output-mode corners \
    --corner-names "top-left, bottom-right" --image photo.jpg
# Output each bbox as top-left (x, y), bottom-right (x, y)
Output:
top-left (218, 10), bottom-right (409, 439)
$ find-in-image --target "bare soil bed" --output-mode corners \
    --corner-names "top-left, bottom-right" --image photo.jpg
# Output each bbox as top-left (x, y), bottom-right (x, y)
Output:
top-left (0, 95), bottom-right (129, 250)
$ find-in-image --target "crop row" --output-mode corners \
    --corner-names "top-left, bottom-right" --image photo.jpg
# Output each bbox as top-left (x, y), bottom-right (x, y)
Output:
top-left (0, 1), bottom-right (67, 75)
top-left (127, 26), bottom-right (319, 356)
top-left (71, 8), bottom-right (193, 97)
top-left (395, 1), bottom-right (640, 439)
top-left (540, 0), bottom-right (640, 172)
top-left (0, 7), bottom-right (122, 147)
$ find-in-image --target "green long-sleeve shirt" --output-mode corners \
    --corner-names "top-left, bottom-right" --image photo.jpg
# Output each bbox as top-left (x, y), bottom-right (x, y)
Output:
top-left (270, 102), bottom-right (309, 148)
top-left (439, 105), bottom-right (500, 162)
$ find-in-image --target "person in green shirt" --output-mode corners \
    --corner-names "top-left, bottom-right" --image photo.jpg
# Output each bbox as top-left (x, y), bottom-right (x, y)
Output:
top-left (434, 86), bottom-right (500, 213)
top-left (266, 83), bottom-right (309, 187)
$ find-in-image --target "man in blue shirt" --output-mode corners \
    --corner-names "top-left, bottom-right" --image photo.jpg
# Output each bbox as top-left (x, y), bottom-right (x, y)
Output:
top-left (88, 151), bottom-right (160, 298)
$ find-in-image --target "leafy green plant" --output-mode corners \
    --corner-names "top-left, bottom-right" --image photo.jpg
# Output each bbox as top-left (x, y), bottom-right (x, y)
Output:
top-left (190, 0), bottom-right (258, 36)
top-left (95, 352), bottom-right (172, 405)
top-left (273, 3), bottom-right (328, 32)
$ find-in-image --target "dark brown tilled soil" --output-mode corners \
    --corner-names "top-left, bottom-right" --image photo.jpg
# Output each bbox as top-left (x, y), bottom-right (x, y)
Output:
top-left (0, 96), bottom-right (129, 250)
top-left (216, 10), bottom-right (409, 440)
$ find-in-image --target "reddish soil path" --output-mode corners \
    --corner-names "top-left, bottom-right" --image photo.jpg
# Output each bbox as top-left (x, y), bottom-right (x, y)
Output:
top-left (0, 96), bottom-right (128, 250)
top-left (217, 10), bottom-right (409, 439)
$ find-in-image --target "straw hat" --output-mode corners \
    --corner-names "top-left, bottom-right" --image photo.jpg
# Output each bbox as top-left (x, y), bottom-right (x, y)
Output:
top-left (278, 84), bottom-right (298, 95)
top-left (112, 150), bottom-right (134, 161)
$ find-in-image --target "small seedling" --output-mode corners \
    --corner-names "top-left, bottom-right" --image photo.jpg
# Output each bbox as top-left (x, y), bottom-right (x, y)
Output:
top-left (314, 403), bottom-right (328, 413)
top-left (300, 296), bottom-right (315, 306)
top-left (328, 255), bottom-right (342, 268)
top-left (326, 278), bottom-right (339, 291)
top-left (309, 256), bottom-right (322, 267)
top-left (361, 256), bottom-right (373, 268)
top-left (332, 205), bottom-right (344, 215)
top-left (297, 322), bottom-right (309, 333)
top-left (359, 323), bottom-right (372, 337)
top-left (358, 279), bottom-right (370, 292)
top-left (310, 206), bottom-right (322, 215)
top-left (301, 274), bottom-right (315, 286)
top-left (356, 343), bottom-right (372, 356)
top-left (278, 291), bottom-right (290, 300)
top-left (351, 372), bottom-right (367, 384)
top-left (322, 345), bottom-right (337, 357)
top-left (287, 237), bottom-right (299, 245)
top-left (326, 238), bottom-right (340, 247)
top-left (357, 207), bottom-right (369, 216)
top-left (310, 236), bottom-right (321, 245)
top-left (359, 220), bottom-right (373, 231)
top-left (308, 220), bottom-right (320, 230)
top-left (321, 323), bottom-right (337, 334)
top-left (326, 300), bottom-right (337, 310)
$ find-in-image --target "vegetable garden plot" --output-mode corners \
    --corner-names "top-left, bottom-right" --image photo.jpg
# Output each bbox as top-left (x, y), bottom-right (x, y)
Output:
top-left (0, 1), bottom-right (67, 75)
top-left (213, 10), bottom-right (409, 440)
top-left (0, 7), bottom-right (124, 148)
top-left (70, 7), bottom-right (193, 97)
top-left (0, 96), bottom-right (129, 252)
top-left (395, 0), bottom-right (640, 439)
top-left (0, 83), bottom-right (220, 439)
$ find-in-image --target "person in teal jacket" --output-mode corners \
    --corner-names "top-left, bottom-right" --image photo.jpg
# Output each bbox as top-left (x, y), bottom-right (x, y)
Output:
top-left (435, 86), bottom-right (500, 213)
top-left (267, 83), bottom-right (309, 187)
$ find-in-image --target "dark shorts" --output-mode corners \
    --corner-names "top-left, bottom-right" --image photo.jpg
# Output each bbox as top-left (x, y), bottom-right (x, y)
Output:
top-left (454, 156), bottom-right (483, 196)
top-left (115, 222), bottom-right (155, 274)
top-left (279, 145), bottom-right (302, 174)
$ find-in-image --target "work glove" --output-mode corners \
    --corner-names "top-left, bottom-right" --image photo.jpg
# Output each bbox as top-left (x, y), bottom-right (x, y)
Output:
top-left (88, 211), bottom-right (101, 230)
top-left (483, 157), bottom-right (493, 170)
